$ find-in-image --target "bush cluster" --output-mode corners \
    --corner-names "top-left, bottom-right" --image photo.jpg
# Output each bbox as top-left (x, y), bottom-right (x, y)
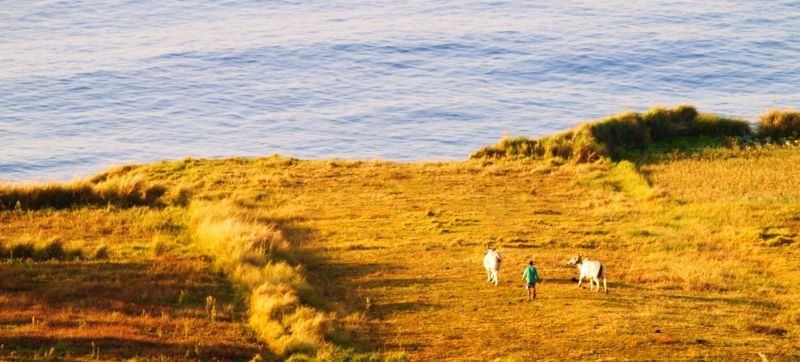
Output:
top-left (0, 174), bottom-right (176, 210)
top-left (471, 105), bottom-right (753, 162)
top-left (758, 109), bottom-right (800, 139)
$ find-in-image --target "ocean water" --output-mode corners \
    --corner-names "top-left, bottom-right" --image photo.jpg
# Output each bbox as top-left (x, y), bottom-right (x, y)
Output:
top-left (2, 1), bottom-right (799, 181)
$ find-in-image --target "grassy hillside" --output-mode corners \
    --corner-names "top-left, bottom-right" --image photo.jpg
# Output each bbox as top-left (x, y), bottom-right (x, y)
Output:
top-left (2, 107), bottom-right (800, 361)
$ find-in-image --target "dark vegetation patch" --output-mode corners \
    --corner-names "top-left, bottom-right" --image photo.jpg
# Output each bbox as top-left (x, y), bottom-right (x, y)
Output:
top-left (759, 228), bottom-right (797, 247)
top-left (0, 239), bottom-right (83, 261)
top-left (0, 174), bottom-right (187, 211)
top-left (758, 109), bottom-right (800, 139)
top-left (471, 105), bottom-right (800, 163)
top-left (747, 323), bottom-right (788, 337)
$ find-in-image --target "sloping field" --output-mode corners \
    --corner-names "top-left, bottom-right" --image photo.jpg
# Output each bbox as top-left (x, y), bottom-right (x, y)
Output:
top-left (2, 145), bottom-right (800, 360)
top-left (0, 208), bottom-right (262, 360)
top-left (251, 151), bottom-right (800, 361)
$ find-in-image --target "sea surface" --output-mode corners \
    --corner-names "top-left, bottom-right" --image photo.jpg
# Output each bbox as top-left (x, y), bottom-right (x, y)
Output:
top-left (2, 1), bottom-right (799, 181)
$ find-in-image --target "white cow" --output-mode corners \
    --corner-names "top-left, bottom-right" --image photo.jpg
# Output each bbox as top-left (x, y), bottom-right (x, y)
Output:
top-left (567, 255), bottom-right (607, 293)
top-left (483, 249), bottom-right (502, 286)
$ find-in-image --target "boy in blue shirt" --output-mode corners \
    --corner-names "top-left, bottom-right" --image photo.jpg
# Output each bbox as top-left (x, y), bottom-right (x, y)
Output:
top-left (522, 260), bottom-right (540, 301)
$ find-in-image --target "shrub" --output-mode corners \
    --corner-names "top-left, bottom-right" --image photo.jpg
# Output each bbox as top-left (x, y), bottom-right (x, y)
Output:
top-left (470, 105), bottom-right (753, 162)
top-left (758, 109), bottom-right (800, 138)
top-left (689, 113), bottom-right (752, 138)
top-left (640, 105), bottom-right (698, 141)
top-left (586, 111), bottom-right (648, 159)
top-left (499, 136), bottom-right (540, 158)
top-left (0, 173), bottom-right (171, 211)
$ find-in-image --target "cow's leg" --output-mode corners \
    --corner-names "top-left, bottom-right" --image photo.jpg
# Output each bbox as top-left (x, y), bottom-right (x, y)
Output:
top-left (603, 277), bottom-right (607, 293)
top-left (493, 271), bottom-right (499, 286)
top-left (577, 274), bottom-right (583, 288)
top-left (486, 269), bottom-right (491, 282)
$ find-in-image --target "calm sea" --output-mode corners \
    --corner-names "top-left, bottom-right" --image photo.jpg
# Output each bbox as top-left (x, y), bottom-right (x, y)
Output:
top-left (2, 1), bottom-right (799, 181)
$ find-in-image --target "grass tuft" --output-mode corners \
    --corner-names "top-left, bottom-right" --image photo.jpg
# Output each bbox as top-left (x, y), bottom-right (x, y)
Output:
top-left (758, 109), bottom-right (800, 139)
top-left (36, 239), bottom-right (67, 260)
top-left (1, 238), bottom-right (82, 261)
top-left (9, 242), bottom-right (35, 260)
top-left (149, 234), bottom-right (173, 257)
top-left (191, 201), bottom-right (331, 357)
top-left (91, 244), bottom-right (110, 260)
top-left (0, 173), bottom-right (173, 210)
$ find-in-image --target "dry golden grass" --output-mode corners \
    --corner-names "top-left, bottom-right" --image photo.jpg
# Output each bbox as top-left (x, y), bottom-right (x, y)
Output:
top-left (2, 146), bottom-right (800, 360)
top-left (255, 159), bottom-right (797, 360)
top-left (190, 201), bottom-right (332, 358)
top-left (0, 206), bottom-right (263, 360)
top-left (0, 206), bottom-right (192, 259)
top-left (75, 150), bottom-right (790, 360)
top-left (0, 258), bottom-right (261, 360)
top-left (0, 173), bottom-right (174, 211)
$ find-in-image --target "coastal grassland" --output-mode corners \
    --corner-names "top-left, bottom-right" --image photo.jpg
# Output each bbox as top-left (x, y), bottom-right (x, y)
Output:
top-left (0, 167), bottom-right (399, 361)
top-left (0, 206), bottom-right (263, 360)
top-left (109, 146), bottom-right (797, 361)
top-left (2, 148), bottom-right (800, 360)
top-left (2, 107), bottom-right (800, 360)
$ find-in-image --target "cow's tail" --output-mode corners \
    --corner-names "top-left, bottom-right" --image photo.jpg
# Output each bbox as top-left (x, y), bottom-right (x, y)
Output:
top-left (598, 263), bottom-right (605, 278)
